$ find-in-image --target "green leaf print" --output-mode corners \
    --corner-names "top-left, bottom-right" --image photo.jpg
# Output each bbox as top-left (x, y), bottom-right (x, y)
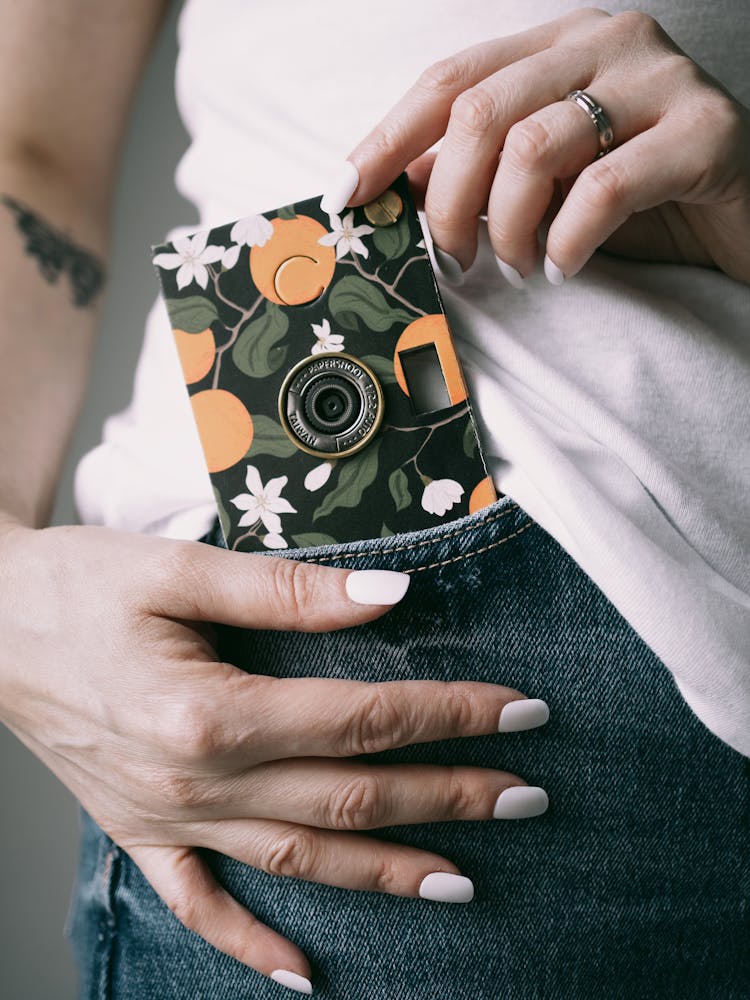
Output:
top-left (360, 354), bottom-right (398, 386)
top-left (291, 532), bottom-right (338, 548)
top-left (166, 296), bottom-right (219, 333)
top-left (462, 420), bottom-right (478, 459)
top-left (232, 303), bottom-right (289, 378)
top-left (380, 523), bottom-right (395, 538)
top-left (212, 486), bottom-right (232, 540)
top-left (245, 414), bottom-right (298, 458)
top-left (388, 467), bottom-right (412, 512)
top-left (277, 205), bottom-right (297, 220)
top-left (328, 275), bottom-right (413, 332)
top-left (313, 440), bottom-right (381, 522)
top-left (372, 214), bottom-right (411, 261)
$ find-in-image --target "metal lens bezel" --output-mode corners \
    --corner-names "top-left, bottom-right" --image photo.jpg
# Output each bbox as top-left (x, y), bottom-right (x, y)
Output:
top-left (278, 352), bottom-right (384, 458)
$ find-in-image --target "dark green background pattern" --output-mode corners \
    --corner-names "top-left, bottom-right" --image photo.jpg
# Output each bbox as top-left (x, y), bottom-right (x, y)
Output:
top-left (153, 173), bottom-right (494, 551)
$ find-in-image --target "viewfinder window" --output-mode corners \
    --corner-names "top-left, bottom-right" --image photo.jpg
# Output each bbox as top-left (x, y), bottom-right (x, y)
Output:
top-left (399, 343), bottom-right (451, 415)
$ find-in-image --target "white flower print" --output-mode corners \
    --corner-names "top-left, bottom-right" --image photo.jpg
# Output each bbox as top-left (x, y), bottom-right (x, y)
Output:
top-left (310, 318), bottom-right (344, 355)
top-left (318, 211), bottom-right (374, 260)
top-left (304, 461), bottom-right (333, 491)
top-left (230, 465), bottom-right (297, 534)
top-left (230, 214), bottom-right (274, 248)
top-left (421, 478), bottom-right (464, 516)
top-left (221, 244), bottom-right (241, 269)
top-left (263, 532), bottom-right (288, 550)
top-left (153, 231), bottom-right (224, 290)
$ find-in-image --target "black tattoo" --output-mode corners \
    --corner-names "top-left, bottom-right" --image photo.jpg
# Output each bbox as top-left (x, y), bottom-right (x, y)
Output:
top-left (1, 194), bottom-right (105, 307)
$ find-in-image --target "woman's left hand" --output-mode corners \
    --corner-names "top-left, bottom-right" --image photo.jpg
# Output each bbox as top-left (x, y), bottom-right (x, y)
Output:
top-left (330, 7), bottom-right (750, 286)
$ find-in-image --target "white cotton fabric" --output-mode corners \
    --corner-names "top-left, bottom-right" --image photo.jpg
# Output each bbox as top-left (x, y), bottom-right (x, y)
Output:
top-left (74, 0), bottom-right (750, 755)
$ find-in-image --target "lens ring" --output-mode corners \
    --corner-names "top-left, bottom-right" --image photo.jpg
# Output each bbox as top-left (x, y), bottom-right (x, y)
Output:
top-left (303, 375), bottom-right (360, 434)
top-left (278, 352), bottom-right (384, 458)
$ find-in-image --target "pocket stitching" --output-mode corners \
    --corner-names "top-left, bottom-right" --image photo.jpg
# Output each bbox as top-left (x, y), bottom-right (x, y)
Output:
top-left (307, 503), bottom-right (523, 565)
top-left (409, 520), bottom-right (536, 573)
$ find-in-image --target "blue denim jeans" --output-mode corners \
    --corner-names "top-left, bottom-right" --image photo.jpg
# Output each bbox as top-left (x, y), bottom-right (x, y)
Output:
top-left (66, 496), bottom-right (749, 998)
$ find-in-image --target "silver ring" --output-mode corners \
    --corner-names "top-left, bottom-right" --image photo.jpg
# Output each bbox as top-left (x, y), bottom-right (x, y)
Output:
top-left (565, 89), bottom-right (614, 158)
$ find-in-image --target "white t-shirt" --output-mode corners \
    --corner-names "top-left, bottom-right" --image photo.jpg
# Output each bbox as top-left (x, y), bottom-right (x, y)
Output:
top-left (75, 0), bottom-right (750, 756)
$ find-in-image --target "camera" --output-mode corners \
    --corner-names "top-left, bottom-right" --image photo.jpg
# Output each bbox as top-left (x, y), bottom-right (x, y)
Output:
top-left (154, 172), bottom-right (496, 552)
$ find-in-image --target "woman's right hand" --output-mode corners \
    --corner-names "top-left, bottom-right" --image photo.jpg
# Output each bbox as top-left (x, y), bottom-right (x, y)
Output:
top-left (0, 519), bottom-right (548, 993)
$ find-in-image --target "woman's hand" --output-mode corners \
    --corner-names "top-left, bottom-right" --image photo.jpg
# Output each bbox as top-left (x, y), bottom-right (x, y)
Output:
top-left (0, 521), bottom-right (548, 992)
top-left (333, 7), bottom-right (750, 286)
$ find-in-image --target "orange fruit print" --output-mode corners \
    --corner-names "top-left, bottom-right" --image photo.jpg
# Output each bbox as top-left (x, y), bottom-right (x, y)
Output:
top-left (393, 314), bottom-right (468, 406)
top-left (190, 389), bottom-right (254, 473)
top-left (469, 476), bottom-right (497, 513)
top-left (172, 327), bottom-right (216, 385)
top-left (250, 215), bottom-right (336, 305)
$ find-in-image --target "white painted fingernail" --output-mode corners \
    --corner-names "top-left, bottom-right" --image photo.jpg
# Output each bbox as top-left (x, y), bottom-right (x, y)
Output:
top-left (498, 698), bottom-right (549, 732)
top-left (419, 872), bottom-right (475, 903)
top-left (345, 569), bottom-right (410, 606)
top-left (544, 254), bottom-right (565, 285)
top-left (320, 161), bottom-right (360, 216)
top-left (493, 785), bottom-right (549, 819)
top-left (495, 256), bottom-right (525, 289)
top-left (432, 244), bottom-right (465, 286)
top-left (270, 969), bottom-right (313, 994)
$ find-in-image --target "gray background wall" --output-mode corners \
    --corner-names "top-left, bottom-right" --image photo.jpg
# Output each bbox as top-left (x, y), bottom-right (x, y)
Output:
top-left (0, 5), bottom-right (193, 996)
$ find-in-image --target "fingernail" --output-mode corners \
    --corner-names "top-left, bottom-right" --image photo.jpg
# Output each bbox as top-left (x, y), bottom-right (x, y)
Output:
top-left (419, 872), bottom-right (475, 903)
top-left (495, 256), bottom-right (525, 289)
top-left (320, 161), bottom-right (360, 216)
top-left (271, 969), bottom-right (312, 995)
top-left (270, 970), bottom-right (313, 994)
top-left (345, 569), bottom-right (410, 606)
top-left (432, 244), bottom-right (465, 286)
top-left (498, 698), bottom-right (549, 732)
top-left (493, 785), bottom-right (549, 819)
top-left (544, 254), bottom-right (565, 285)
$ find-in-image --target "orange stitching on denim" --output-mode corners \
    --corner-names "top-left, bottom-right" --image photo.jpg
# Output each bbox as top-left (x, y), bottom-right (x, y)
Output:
top-left (407, 521), bottom-right (536, 573)
top-left (310, 503), bottom-right (522, 564)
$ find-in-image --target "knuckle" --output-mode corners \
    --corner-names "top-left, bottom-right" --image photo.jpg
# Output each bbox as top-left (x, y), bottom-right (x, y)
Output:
top-left (165, 889), bottom-right (202, 930)
top-left (450, 87), bottom-right (498, 140)
top-left (612, 9), bottom-right (665, 45)
top-left (580, 160), bottom-right (628, 213)
top-left (417, 56), bottom-right (467, 97)
top-left (153, 770), bottom-right (209, 810)
top-left (266, 557), bottom-right (314, 630)
top-left (165, 700), bottom-right (226, 763)
top-left (344, 687), bottom-right (407, 756)
top-left (442, 684), bottom-right (475, 734)
top-left (371, 854), bottom-right (400, 894)
top-left (263, 828), bottom-right (317, 879)
top-left (503, 118), bottom-right (556, 173)
top-left (328, 774), bottom-right (385, 830)
top-left (364, 118), bottom-right (410, 162)
top-left (443, 767), bottom-right (481, 819)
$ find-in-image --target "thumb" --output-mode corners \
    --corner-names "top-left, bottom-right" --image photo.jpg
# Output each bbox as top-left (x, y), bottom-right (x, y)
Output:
top-left (146, 537), bottom-right (410, 632)
top-left (128, 844), bottom-right (313, 992)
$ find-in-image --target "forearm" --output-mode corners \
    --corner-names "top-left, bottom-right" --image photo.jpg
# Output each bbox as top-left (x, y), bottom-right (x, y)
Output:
top-left (0, 155), bottom-right (109, 528)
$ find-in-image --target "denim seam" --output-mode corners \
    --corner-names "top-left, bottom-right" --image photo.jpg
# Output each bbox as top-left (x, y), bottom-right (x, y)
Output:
top-left (306, 503), bottom-right (524, 565)
top-left (408, 520), bottom-right (536, 573)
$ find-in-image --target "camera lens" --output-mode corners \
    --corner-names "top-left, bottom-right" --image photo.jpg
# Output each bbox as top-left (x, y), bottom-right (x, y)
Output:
top-left (278, 352), bottom-right (384, 458)
top-left (304, 377), bottom-right (359, 434)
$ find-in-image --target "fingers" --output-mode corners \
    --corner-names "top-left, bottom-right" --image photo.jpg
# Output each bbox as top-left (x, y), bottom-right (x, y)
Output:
top-left (197, 817), bottom-right (475, 902)
top-left (129, 844), bottom-right (313, 992)
top-left (226, 677), bottom-right (548, 763)
top-left (146, 536), bottom-right (410, 631)
top-left (545, 120), bottom-right (709, 280)
top-left (196, 758), bottom-right (549, 828)
top-left (338, 20), bottom-right (572, 209)
top-left (486, 82), bottom-right (650, 277)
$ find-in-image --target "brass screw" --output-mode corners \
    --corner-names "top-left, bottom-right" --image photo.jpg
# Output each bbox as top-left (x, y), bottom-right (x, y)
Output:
top-left (363, 189), bottom-right (403, 227)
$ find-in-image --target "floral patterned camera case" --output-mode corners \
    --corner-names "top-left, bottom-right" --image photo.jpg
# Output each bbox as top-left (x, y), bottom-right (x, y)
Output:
top-left (152, 172), bottom-right (497, 552)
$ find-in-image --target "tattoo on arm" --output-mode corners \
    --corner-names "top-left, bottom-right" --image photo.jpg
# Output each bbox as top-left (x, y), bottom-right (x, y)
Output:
top-left (1, 195), bottom-right (106, 308)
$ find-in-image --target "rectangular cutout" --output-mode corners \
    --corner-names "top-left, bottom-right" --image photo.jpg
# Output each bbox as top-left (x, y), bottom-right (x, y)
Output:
top-left (399, 343), bottom-right (451, 415)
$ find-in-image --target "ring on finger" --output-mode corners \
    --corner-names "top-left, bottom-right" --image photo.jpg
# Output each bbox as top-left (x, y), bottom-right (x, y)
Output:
top-left (565, 89), bottom-right (614, 158)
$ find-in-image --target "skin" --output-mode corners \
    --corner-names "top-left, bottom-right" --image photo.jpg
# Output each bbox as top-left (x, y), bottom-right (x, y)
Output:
top-left (3, 1), bottom-right (747, 989)
top-left (345, 8), bottom-right (750, 286)
top-left (0, 0), bottom-right (536, 986)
